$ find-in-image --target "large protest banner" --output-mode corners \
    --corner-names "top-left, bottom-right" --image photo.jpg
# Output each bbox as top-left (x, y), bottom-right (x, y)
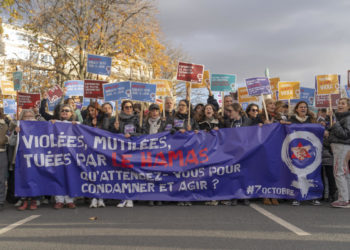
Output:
top-left (87, 54), bottom-right (112, 76)
top-left (16, 122), bottom-right (324, 201)
top-left (211, 74), bottom-right (236, 92)
top-left (177, 62), bottom-right (204, 83)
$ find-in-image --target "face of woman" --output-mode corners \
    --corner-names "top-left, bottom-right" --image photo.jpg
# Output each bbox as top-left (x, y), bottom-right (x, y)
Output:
top-left (88, 107), bottom-right (98, 118)
top-left (296, 103), bottom-right (308, 117)
top-left (204, 106), bottom-right (214, 118)
top-left (196, 105), bottom-right (203, 114)
top-left (266, 101), bottom-right (275, 113)
top-left (178, 101), bottom-right (188, 114)
top-left (248, 106), bottom-right (259, 118)
top-left (60, 107), bottom-right (73, 120)
top-left (123, 103), bottom-right (133, 115)
top-left (337, 99), bottom-right (350, 113)
top-left (150, 109), bottom-right (160, 119)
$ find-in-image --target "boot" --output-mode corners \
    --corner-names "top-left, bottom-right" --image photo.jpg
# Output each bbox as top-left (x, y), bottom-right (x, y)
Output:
top-left (271, 199), bottom-right (279, 205)
top-left (18, 201), bottom-right (28, 211)
top-left (263, 198), bottom-right (272, 205)
top-left (29, 200), bottom-right (38, 210)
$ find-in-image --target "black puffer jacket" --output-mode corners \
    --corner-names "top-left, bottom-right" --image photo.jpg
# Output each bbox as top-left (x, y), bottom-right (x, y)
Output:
top-left (328, 111), bottom-right (350, 145)
top-left (224, 115), bottom-right (252, 128)
top-left (198, 118), bottom-right (222, 131)
top-left (109, 112), bottom-right (141, 137)
top-left (171, 113), bottom-right (199, 132)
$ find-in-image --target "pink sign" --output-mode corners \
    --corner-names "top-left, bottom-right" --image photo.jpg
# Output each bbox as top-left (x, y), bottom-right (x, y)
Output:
top-left (46, 85), bottom-right (63, 103)
top-left (18, 92), bottom-right (41, 109)
top-left (84, 80), bottom-right (107, 99)
top-left (176, 62), bottom-right (204, 83)
top-left (315, 94), bottom-right (340, 108)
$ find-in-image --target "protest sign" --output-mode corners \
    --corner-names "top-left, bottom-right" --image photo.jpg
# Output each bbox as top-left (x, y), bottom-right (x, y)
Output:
top-left (1, 81), bottom-right (16, 95)
top-left (186, 70), bottom-right (210, 89)
top-left (13, 71), bottom-right (23, 91)
top-left (245, 77), bottom-right (272, 96)
top-left (290, 87), bottom-right (315, 106)
top-left (131, 82), bottom-right (156, 102)
top-left (238, 87), bottom-right (259, 103)
top-left (151, 79), bottom-right (173, 96)
top-left (46, 85), bottom-right (63, 103)
top-left (269, 77), bottom-right (280, 101)
top-left (177, 62), bottom-right (204, 83)
top-left (64, 80), bottom-right (84, 96)
top-left (17, 92), bottom-right (41, 109)
top-left (3, 99), bottom-right (16, 114)
top-left (16, 122), bottom-right (324, 201)
top-left (211, 74), bottom-right (236, 92)
top-left (84, 80), bottom-right (107, 99)
top-left (316, 74), bottom-right (340, 95)
top-left (315, 94), bottom-right (340, 108)
top-left (87, 54), bottom-right (112, 76)
top-left (278, 81), bottom-right (300, 100)
top-left (103, 81), bottom-right (131, 102)
top-left (47, 98), bottom-right (61, 112)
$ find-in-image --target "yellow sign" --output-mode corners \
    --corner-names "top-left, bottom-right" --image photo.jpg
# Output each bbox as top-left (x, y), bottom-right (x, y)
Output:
top-left (186, 70), bottom-right (210, 89)
top-left (0, 81), bottom-right (16, 96)
top-left (269, 77), bottom-right (280, 101)
top-left (151, 79), bottom-right (173, 97)
top-left (316, 74), bottom-right (339, 95)
top-left (238, 87), bottom-right (259, 103)
top-left (278, 81), bottom-right (300, 100)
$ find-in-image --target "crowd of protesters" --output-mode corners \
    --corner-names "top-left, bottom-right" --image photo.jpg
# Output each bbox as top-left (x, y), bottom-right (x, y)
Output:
top-left (0, 83), bottom-right (350, 210)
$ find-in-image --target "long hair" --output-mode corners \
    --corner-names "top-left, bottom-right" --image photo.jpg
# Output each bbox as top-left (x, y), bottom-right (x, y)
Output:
top-left (228, 103), bottom-right (246, 118)
top-left (293, 101), bottom-right (316, 122)
top-left (261, 98), bottom-right (275, 122)
top-left (245, 103), bottom-right (259, 118)
top-left (195, 104), bottom-right (221, 122)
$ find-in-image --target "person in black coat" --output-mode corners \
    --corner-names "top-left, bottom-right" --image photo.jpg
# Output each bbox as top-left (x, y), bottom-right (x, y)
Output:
top-left (197, 104), bottom-right (223, 132)
top-left (245, 103), bottom-right (263, 125)
top-left (172, 99), bottom-right (199, 134)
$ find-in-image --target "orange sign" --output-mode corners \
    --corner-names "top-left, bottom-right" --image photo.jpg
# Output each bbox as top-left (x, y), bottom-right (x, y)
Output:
top-left (0, 81), bottom-right (16, 95)
top-left (278, 81), bottom-right (300, 100)
top-left (238, 87), bottom-right (259, 103)
top-left (269, 77), bottom-right (280, 101)
top-left (151, 79), bottom-right (173, 97)
top-left (316, 74), bottom-right (339, 95)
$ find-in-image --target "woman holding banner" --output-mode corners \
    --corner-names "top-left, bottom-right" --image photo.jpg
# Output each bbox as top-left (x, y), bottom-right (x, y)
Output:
top-left (223, 103), bottom-right (251, 206)
top-left (197, 104), bottom-right (223, 132)
top-left (245, 104), bottom-right (263, 125)
top-left (327, 98), bottom-right (350, 208)
top-left (110, 100), bottom-right (141, 208)
top-left (289, 101), bottom-right (321, 206)
top-left (52, 104), bottom-right (78, 209)
top-left (172, 99), bottom-right (198, 206)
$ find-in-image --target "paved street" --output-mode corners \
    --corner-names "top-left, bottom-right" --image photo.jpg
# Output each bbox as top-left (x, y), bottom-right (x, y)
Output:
top-left (0, 200), bottom-right (349, 250)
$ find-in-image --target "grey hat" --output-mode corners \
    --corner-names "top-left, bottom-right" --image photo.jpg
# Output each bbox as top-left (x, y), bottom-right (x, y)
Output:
top-left (149, 104), bottom-right (160, 110)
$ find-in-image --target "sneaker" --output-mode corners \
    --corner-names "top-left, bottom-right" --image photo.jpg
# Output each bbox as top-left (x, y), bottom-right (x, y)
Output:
top-left (185, 202), bottom-right (192, 206)
top-left (271, 199), bottom-right (279, 205)
top-left (54, 202), bottom-right (64, 209)
top-left (156, 201), bottom-right (162, 206)
top-left (29, 200), bottom-right (38, 210)
top-left (312, 200), bottom-right (321, 206)
top-left (125, 200), bottom-right (133, 208)
top-left (97, 199), bottom-right (105, 208)
top-left (177, 202), bottom-right (185, 206)
top-left (18, 201), bottom-right (28, 211)
top-left (243, 199), bottom-right (250, 206)
top-left (117, 200), bottom-right (127, 208)
top-left (205, 200), bottom-right (219, 206)
top-left (292, 200), bottom-right (300, 206)
top-left (231, 199), bottom-right (238, 206)
top-left (90, 198), bottom-right (98, 208)
top-left (67, 203), bottom-right (76, 209)
top-left (221, 200), bottom-right (232, 206)
top-left (331, 200), bottom-right (350, 208)
top-left (14, 200), bottom-right (22, 207)
top-left (41, 198), bottom-right (49, 205)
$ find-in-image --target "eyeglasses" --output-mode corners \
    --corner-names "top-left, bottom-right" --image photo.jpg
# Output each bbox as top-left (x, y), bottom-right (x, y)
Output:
top-left (251, 109), bottom-right (259, 112)
top-left (61, 109), bottom-right (71, 113)
top-left (124, 105), bottom-right (133, 109)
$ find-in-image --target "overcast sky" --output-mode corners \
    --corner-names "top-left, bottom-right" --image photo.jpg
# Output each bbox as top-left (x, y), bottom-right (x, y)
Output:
top-left (157, 0), bottom-right (350, 88)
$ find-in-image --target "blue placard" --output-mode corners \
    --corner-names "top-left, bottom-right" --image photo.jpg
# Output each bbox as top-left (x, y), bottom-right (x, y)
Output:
top-left (131, 82), bottom-right (156, 102)
top-left (15, 122), bottom-right (324, 201)
top-left (245, 77), bottom-right (272, 96)
top-left (103, 81), bottom-right (131, 102)
top-left (87, 54), bottom-right (112, 76)
top-left (211, 74), bottom-right (236, 92)
top-left (64, 80), bottom-right (84, 96)
top-left (345, 86), bottom-right (350, 98)
top-left (290, 87), bottom-right (315, 106)
top-left (3, 99), bottom-right (16, 114)
top-left (47, 98), bottom-right (61, 112)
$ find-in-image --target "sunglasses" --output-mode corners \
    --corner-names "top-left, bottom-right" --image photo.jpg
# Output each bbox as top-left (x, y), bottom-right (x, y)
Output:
top-left (251, 109), bottom-right (259, 112)
top-left (61, 109), bottom-right (71, 113)
top-left (124, 105), bottom-right (133, 109)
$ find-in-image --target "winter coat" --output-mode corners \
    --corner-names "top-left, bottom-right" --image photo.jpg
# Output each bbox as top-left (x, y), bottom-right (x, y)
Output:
top-left (0, 119), bottom-right (9, 152)
top-left (171, 113), bottom-right (199, 132)
top-left (198, 118), bottom-right (222, 131)
top-left (289, 115), bottom-right (315, 124)
top-left (248, 114), bottom-right (263, 126)
top-left (109, 112), bottom-right (141, 137)
top-left (328, 111), bottom-right (350, 145)
top-left (224, 115), bottom-right (252, 128)
top-left (142, 117), bottom-right (167, 134)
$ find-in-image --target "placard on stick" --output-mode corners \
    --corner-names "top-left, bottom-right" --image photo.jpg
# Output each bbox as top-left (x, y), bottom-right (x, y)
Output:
top-left (84, 80), bottom-right (107, 99)
top-left (177, 62), bottom-right (204, 83)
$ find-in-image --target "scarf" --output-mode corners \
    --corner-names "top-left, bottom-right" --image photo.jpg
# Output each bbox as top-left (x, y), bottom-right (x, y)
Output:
top-left (148, 117), bottom-right (161, 134)
top-left (295, 114), bottom-right (308, 123)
